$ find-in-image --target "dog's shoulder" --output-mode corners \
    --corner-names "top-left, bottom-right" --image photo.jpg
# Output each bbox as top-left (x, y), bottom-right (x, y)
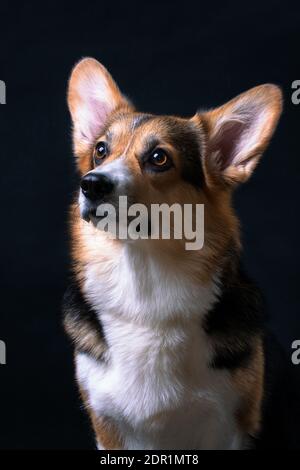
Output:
top-left (204, 257), bottom-right (265, 371)
top-left (63, 279), bottom-right (107, 360)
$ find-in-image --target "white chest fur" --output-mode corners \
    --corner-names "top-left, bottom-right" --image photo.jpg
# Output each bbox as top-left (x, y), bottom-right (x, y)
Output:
top-left (76, 324), bottom-right (243, 449)
top-left (76, 238), bottom-right (244, 449)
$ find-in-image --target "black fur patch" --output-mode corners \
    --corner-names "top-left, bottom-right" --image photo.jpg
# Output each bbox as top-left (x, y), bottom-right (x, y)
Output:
top-left (204, 250), bottom-right (265, 371)
top-left (161, 117), bottom-right (204, 188)
top-left (211, 343), bottom-right (254, 370)
top-left (63, 278), bottom-right (106, 358)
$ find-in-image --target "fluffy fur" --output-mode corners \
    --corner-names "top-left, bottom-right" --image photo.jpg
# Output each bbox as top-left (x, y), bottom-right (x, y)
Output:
top-left (63, 57), bottom-right (282, 450)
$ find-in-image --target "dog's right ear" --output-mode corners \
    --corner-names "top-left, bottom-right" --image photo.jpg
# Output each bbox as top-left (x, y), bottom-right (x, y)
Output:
top-left (68, 58), bottom-right (130, 158)
top-left (195, 84), bottom-right (282, 187)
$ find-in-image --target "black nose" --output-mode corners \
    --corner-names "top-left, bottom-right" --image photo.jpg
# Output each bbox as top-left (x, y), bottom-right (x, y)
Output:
top-left (80, 173), bottom-right (114, 201)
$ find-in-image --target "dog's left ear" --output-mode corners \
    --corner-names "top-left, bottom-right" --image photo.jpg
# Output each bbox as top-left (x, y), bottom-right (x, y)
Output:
top-left (197, 84), bottom-right (283, 186)
top-left (68, 57), bottom-right (130, 157)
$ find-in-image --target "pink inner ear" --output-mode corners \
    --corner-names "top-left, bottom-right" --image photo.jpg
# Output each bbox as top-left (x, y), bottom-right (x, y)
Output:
top-left (215, 119), bottom-right (247, 170)
top-left (211, 115), bottom-right (251, 171)
top-left (73, 69), bottom-right (120, 143)
top-left (86, 96), bottom-right (111, 140)
top-left (212, 100), bottom-right (267, 171)
top-left (76, 96), bottom-right (112, 143)
top-left (205, 85), bottom-right (282, 181)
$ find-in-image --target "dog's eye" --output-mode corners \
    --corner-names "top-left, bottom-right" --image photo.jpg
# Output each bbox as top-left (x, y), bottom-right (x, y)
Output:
top-left (94, 141), bottom-right (108, 165)
top-left (149, 149), bottom-right (169, 168)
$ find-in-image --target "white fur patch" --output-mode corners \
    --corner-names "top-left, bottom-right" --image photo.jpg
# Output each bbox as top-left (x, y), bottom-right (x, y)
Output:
top-left (75, 241), bottom-right (245, 449)
top-left (84, 242), bottom-right (219, 324)
top-left (94, 158), bottom-right (133, 191)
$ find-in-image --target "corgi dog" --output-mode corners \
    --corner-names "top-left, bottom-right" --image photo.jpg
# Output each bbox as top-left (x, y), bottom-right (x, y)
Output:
top-left (63, 57), bottom-right (282, 450)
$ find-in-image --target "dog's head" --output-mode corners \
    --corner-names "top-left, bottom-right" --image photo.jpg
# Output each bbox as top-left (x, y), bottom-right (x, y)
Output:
top-left (68, 58), bottom-right (282, 258)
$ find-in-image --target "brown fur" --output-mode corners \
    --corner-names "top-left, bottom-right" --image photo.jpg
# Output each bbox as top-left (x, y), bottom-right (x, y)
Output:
top-left (64, 310), bottom-right (106, 360)
top-left (232, 338), bottom-right (264, 437)
top-left (66, 58), bottom-right (283, 449)
top-left (70, 110), bottom-right (241, 285)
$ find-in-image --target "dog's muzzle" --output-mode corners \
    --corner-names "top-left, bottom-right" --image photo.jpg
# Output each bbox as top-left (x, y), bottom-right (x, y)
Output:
top-left (80, 172), bottom-right (115, 201)
top-left (79, 172), bottom-right (115, 223)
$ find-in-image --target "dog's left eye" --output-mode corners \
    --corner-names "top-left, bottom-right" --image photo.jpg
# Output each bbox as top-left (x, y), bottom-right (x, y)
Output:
top-left (94, 141), bottom-right (108, 165)
top-left (148, 149), bottom-right (170, 169)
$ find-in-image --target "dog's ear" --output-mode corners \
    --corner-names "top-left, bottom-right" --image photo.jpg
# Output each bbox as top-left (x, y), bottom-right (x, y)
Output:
top-left (197, 84), bottom-right (282, 186)
top-left (68, 58), bottom-right (130, 156)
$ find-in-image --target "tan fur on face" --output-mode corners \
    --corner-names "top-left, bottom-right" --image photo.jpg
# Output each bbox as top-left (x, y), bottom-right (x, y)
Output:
top-left (70, 110), bottom-right (241, 285)
top-left (67, 61), bottom-right (282, 288)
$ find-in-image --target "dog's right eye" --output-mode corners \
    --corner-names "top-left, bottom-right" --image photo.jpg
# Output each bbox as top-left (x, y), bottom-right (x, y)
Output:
top-left (94, 141), bottom-right (108, 165)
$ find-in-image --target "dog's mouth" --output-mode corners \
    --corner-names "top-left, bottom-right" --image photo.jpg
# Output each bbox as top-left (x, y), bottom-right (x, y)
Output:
top-left (81, 205), bottom-right (151, 236)
top-left (83, 207), bottom-right (108, 225)
top-left (89, 208), bottom-right (98, 220)
top-left (81, 206), bottom-right (95, 223)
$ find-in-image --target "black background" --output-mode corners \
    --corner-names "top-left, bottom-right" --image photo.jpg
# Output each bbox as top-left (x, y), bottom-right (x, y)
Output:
top-left (0, 0), bottom-right (299, 449)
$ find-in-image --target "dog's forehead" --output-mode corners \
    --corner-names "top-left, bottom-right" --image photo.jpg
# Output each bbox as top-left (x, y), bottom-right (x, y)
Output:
top-left (106, 113), bottom-right (156, 142)
top-left (106, 112), bottom-right (199, 148)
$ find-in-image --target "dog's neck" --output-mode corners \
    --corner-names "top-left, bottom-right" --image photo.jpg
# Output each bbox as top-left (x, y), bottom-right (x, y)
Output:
top-left (81, 236), bottom-right (226, 330)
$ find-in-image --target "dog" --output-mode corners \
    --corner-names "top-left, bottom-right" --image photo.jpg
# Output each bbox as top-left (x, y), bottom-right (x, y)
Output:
top-left (63, 57), bottom-right (283, 450)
